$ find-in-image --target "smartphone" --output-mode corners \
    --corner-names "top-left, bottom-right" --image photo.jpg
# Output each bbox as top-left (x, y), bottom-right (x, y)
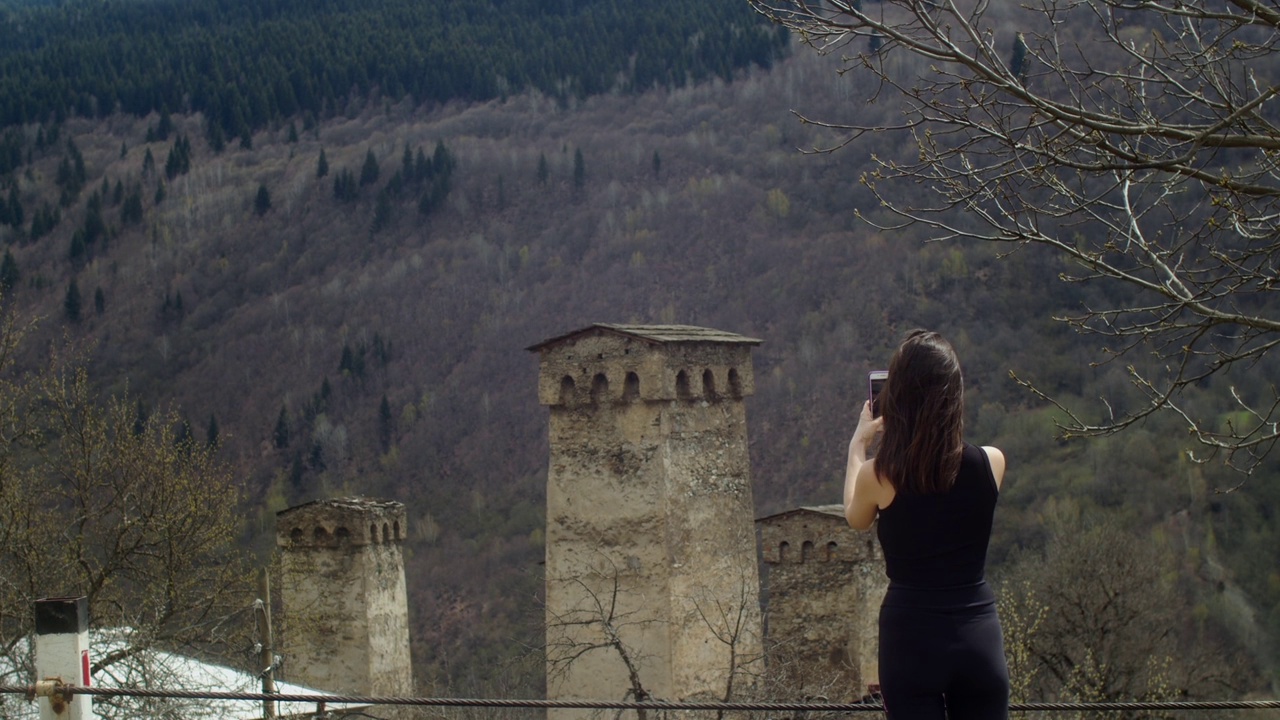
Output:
top-left (868, 370), bottom-right (888, 417)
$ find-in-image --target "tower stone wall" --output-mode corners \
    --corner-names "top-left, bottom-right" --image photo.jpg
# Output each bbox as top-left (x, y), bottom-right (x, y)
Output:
top-left (276, 498), bottom-right (412, 697)
top-left (756, 506), bottom-right (886, 701)
top-left (530, 324), bottom-right (765, 718)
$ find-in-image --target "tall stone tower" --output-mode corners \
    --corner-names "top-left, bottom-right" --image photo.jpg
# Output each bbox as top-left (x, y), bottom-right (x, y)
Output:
top-left (529, 324), bottom-right (765, 716)
top-left (756, 506), bottom-right (886, 702)
top-left (275, 498), bottom-right (412, 697)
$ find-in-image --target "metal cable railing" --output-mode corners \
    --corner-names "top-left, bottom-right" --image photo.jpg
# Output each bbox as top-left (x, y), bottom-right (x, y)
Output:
top-left (4, 684), bottom-right (1280, 714)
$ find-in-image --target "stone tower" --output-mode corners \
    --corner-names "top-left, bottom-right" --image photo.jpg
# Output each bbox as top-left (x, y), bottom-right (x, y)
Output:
top-left (529, 324), bottom-right (765, 716)
top-left (755, 505), bottom-right (886, 701)
top-left (275, 498), bottom-right (412, 697)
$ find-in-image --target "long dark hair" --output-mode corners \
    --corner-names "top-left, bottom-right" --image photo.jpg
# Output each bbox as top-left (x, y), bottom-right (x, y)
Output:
top-left (875, 330), bottom-right (965, 495)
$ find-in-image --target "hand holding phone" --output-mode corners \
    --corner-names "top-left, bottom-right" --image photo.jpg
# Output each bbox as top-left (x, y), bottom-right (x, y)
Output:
top-left (868, 370), bottom-right (888, 418)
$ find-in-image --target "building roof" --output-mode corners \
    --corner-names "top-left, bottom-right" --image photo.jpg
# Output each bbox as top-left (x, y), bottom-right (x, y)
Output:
top-left (755, 504), bottom-right (846, 523)
top-left (276, 496), bottom-right (402, 519)
top-left (527, 323), bottom-right (762, 352)
top-left (1, 629), bottom-right (363, 720)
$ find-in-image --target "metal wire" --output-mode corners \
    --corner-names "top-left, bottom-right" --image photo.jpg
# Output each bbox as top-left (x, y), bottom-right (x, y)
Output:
top-left (3, 685), bottom-right (1280, 713)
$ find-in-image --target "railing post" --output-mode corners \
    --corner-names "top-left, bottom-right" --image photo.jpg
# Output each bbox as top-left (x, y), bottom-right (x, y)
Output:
top-left (34, 597), bottom-right (92, 720)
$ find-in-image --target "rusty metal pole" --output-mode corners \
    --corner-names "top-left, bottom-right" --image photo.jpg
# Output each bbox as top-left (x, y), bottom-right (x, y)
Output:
top-left (34, 597), bottom-right (92, 720)
top-left (255, 569), bottom-right (277, 719)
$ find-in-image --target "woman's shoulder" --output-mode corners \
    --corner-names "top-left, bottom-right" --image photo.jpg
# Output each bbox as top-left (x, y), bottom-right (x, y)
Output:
top-left (977, 445), bottom-right (1005, 489)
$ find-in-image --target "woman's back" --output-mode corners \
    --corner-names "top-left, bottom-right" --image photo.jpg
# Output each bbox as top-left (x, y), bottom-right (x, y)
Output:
top-left (876, 442), bottom-right (999, 589)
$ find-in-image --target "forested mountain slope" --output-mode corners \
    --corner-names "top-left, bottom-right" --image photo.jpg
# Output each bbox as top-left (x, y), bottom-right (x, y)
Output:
top-left (0, 0), bottom-right (1276, 696)
top-left (0, 0), bottom-right (787, 144)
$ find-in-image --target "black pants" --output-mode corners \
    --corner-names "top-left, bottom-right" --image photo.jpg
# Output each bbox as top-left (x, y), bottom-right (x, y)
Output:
top-left (878, 583), bottom-right (1010, 720)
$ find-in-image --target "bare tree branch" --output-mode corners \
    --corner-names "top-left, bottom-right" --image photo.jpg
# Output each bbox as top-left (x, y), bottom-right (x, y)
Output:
top-left (750, 0), bottom-right (1280, 471)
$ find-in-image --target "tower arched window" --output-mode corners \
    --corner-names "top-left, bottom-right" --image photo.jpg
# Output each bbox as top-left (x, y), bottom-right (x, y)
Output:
top-left (591, 373), bottom-right (609, 404)
top-left (779, 541), bottom-right (790, 563)
top-left (801, 540), bottom-right (814, 563)
top-left (702, 369), bottom-right (718, 400)
top-left (559, 376), bottom-right (577, 405)
top-left (371, 524), bottom-right (379, 543)
top-left (826, 541), bottom-right (838, 561)
top-left (676, 370), bottom-right (692, 400)
top-left (729, 368), bottom-right (743, 398)
top-left (623, 372), bottom-right (640, 402)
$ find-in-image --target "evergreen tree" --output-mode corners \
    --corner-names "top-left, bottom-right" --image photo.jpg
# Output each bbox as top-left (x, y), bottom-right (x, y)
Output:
top-left (164, 135), bottom-right (192, 180)
top-left (433, 140), bottom-right (455, 175)
top-left (317, 148), bottom-right (329, 178)
top-left (29, 203), bottom-right (59, 241)
top-left (289, 451), bottom-right (305, 498)
top-left (308, 441), bottom-right (325, 471)
top-left (142, 148), bottom-right (155, 177)
top-left (174, 416), bottom-right (193, 449)
top-left (0, 250), bottom-right (18, 291)
top-left (414, 148), bottom-right (429, 183)
top-left (156, 108), bottom-right (173, 141)
top-left (132, 398), bottom-right (149, 436)
top-left (537, 152), bottom-right (549, 185)
top-left (254, 184), bottom-right (272, 215)
top-left (360, 149), bottom-right (380, 187)
top-left (333, 169), bottom-right (357, 202)
top-left (378, 394), bottom-right (393, 452)
top-left (155, 180), bottom-right (166, 205)
top-left (94, 287), bottom-right (105, 315)
top-left (652, 150), bottom-right (661, 179)
top-left (573, 147), bottom-right (585, 190)
top-left (274, 405), bottom-right (291, 449)
top-left (6, 186), bottom-right (21, 227)
top-left (63, 281), bottom-right (82, 323)
top-left (288, 122), bottom-right (299, 143)
top-left (68, 233), bottom-right (86, 264)
top-left (206, 414), bottom-right (219, 448)
top-left (320, 377), bottom-right (332, 402)
top-left (121, 187), bottom-right (143, 225)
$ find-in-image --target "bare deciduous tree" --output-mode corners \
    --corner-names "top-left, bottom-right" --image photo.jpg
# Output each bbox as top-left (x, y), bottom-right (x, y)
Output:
top-left (0, 308), bottom-right (254, 715)
top-left (545, 561), bottom-right (661, 720)
top-left (997, 514), bottom-right (1254, 717)
top-left (545, 557), bottom-right (768, 720)
top-left (749, 0), bottom-right (1280, 472)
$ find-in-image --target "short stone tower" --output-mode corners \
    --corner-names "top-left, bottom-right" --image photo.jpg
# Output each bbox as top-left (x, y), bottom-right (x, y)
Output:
top-left (529, 324), bottom-right (765, 716)
top-left (756, 506), bottom-right (886, 701)
top-left (276, 498), bottom-right (412, 697)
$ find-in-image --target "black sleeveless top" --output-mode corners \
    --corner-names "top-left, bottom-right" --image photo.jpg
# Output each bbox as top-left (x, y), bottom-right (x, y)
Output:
top-left (876, 443), bottom-right (999, 589)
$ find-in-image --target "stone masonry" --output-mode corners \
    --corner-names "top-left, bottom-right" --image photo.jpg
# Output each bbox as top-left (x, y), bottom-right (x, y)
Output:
top-left (276, 498), bottom-right (413, 698)
top-left (530, 324), bottom-right (766, 720)
top-left (756, 506), bottom-right (886, 702)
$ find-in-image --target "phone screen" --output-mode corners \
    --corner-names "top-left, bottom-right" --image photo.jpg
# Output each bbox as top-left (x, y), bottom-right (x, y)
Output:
top-left (869, 371), bottom-right (888, 417)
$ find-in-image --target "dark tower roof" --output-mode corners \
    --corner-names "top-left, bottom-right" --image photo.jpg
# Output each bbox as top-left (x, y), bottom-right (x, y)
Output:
top-left (527, 323), bottom-right (762, 352)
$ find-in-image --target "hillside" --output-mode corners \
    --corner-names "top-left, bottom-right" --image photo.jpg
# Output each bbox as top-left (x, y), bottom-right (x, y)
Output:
top-left (1, 18), bottom-right (1277, 695)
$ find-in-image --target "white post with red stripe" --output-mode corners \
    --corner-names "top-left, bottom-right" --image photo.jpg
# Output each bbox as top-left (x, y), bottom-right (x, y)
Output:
top-left (34, 597), bottom-right (92, 720)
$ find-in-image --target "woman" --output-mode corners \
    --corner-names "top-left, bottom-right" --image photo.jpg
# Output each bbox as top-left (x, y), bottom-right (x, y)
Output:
top-left (844, 330), bottom-right (1009, 720)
